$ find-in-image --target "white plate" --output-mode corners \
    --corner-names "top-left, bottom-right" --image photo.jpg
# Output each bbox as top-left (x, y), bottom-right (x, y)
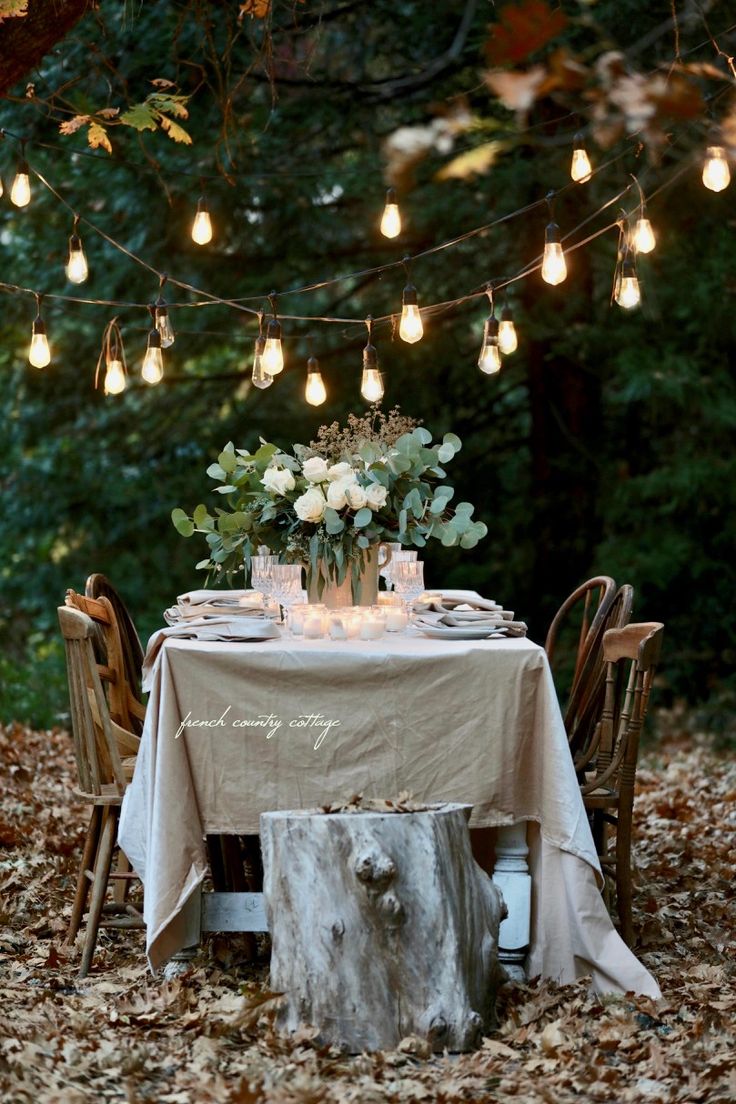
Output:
top-left (414, 623), bottom-right (506, 640)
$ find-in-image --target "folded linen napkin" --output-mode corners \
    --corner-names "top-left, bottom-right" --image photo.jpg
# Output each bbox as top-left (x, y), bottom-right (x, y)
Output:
top-left (164, 589), bottom-right (269, 625)
top-left (412, 610), bottom-right (528, 637)
top-left (143, 615), bottom-right (281, 685)
top-left (414, 596), bottom-right (515, 621)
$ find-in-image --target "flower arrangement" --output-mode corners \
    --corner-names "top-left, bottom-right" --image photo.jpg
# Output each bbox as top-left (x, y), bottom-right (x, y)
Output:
top-left (172, 407), bottom-right (487, 598)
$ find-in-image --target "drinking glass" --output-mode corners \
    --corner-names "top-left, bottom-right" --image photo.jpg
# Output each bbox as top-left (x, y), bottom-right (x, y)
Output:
top-left (392, 560), bottom-right (425, 612)
top-left (378, 542), bottom-right (401, 589)
top-left (381, 547), bottom-right (417, 591)
top-left (249, 553), bottom-right (278, 597)
top-left (270, 564), bottom-right (304, 623)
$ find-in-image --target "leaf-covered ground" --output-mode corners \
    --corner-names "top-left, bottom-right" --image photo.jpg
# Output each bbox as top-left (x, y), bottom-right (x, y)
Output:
top-left (0, 720), bottom-right (734, 1103)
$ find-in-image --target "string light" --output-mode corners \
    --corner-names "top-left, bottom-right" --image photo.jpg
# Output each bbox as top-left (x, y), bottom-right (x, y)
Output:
top-left (305, 354), bottom-right (327, 406)
top-left (380, 187), bottom-right (401, 239)
top-left (154, 276), bottom-right (175, 348)
top-left (478, 290), bottom-right (502, 375)
top-left (702, 146), bottom-right (731, 192)
top-left (65, 215), bottom-right (89, 284)
top-left (614, 246), bottom-right (641, 310)
top-left (142, 307), bottom-right (164, 384)
top-left (542, 195), bottom-right (567, 285)
top-left (498, 300), bottom-right (518, 355)
top-left (570, 133), bottom-right (592, 183)
top-left (632, 214), bottom-right (656, 253)
top-left (95, 318), bottom-right (127, 395)
top-left (262, 295), bottom-right (285, 375)
top-left (361, 317), bottom-right (384, 402)
top-left (399, 259), bottom-right (424, 343)
top-left (11, 145), bottom-right (31, 208)
top-left (191, 195), bottom-right (213, 244)
top-left (0, 176), bottom-right (3, 199)
top-left (251, 311), bottom-right (272, 389)
top-left (28, 294), bottom-right (50, 368)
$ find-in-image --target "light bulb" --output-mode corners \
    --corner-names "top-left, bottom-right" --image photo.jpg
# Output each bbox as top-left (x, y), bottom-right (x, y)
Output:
top-left (65, 234), bottom-right (88, 284)
top-left (191, 196), bottom-right (213, 244)
top-left (361, 367), bottom-right (384, 402)
top-left (305, 356), bottom-right (327, 406)
top-left (155, 305), bottom-right (175, 348)
top-left (702, 146), bottom-right (731, 192)
top-left (498, 307), bottom-right (518, 355)
top-left (478, 315), bottom-right (501, 375)
top-left (28, 318), bottom-right (50, 368)
top-left (11, 167), bottom-right (31, 208)
top-left (399, 284), bottom-right (423, 343)
top-left (104, 358), bottom-right (126, 395)
top-left (380, 187), bottom-right (401, 239)
top-left (0, 177), bottom-right (3, 198)
top-left (571, 147), bottom-right (592, 183)
top-left (262, 318), bottom-right (284, 375)
top-left (142, 330), bottom-right (163, 384)
top-left (615, 275), bottom-right (641, 309)
top-left (632, 216), bottom-right (656, 254)
top-left (361, 339), bottom-right (384, 402)
top-left (251, 335), bottom-right (272, 389)
top-left (542, 222), bottom-right (567, 285)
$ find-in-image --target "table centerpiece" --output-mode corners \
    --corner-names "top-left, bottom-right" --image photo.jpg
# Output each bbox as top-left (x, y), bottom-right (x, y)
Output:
top-left (172, 406), bottom-right (487, 606)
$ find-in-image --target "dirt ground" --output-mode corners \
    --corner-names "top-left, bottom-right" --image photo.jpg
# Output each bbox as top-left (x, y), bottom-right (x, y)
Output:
top-left (0, 720), bottom-right (734, 1103)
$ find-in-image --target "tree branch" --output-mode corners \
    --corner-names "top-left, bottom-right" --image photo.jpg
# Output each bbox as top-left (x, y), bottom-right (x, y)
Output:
top-left (0, 0), bottom-right (92, 97)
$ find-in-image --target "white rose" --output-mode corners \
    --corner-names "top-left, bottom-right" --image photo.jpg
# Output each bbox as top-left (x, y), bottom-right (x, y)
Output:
top-left (365, 483), bottom-right (388, 509)
top-left (326, 481), bottom-right (348, 510)
top-left (262, 467), bottom-right (296, 495)
top-left (327, 461), bottom-right (354, 482)
top-left (345, 483), bottom-right (367, 510)
top-left (302, 456), bottom-right (329, 483)
top-left (294, 487), bottom-right (327, 523)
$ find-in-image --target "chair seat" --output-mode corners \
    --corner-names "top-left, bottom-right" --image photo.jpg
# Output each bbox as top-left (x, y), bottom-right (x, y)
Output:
top-left (583, 787), bottom-right (620, 810)
top-left (75, 784), bottom-right (126, 806)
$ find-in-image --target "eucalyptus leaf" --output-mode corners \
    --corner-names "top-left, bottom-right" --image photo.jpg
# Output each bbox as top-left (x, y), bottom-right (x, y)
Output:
top-left (171, 508), bottom-right (194, 537)
top-left (353, 507), bottom-right (373, 529)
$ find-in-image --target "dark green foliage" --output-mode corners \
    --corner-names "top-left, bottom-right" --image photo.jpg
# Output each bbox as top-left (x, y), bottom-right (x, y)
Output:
top-left (0, 1), bottom-right (734, 725)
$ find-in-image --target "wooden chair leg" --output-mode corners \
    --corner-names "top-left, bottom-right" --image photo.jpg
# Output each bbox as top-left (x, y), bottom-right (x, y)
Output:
top-left (206, 834), bottom-right (228, 891)
top-left (65, 806), bottom-right (102, 948)
top-left (615, 806), bottom-right (634, 945)
top-left (79, 806), bottom-right (118, 978)
top-left (112, 849), bottom-right (132, 904)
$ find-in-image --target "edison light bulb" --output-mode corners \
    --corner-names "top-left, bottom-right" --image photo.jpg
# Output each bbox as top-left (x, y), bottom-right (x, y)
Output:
top-left (28, 320), bottom-right (50, 368)
top-left (571, 146), bottom-right (592, 183)
top-left (380, 188), bottom-right (401, 239)
top-left (702, 146), bottom-right (731, 192)
top-left (0, 177), bottom-right (3, 198)
top-left (632, 216), bottom-right (656, 254)
top-left (361, 339), bottom-right (384, 401)
top-left (11, 167), bottom-right (31, 208)
top-left (361, 367), bottom-right (384, 401)
top-left (142, 331), bottom-right (163, 384)
top-left (65, 234), bottom-right (88, 284)
top-left (542, 222), bottom-right (567, 285)
top-left (251, 336), bottom-right (272, 389)
top-left (155, 305), bottom-right (175, 348)
top-left (498, 307), bottom-right (518, 355)
top-left (191, 197), bottom-right (213, 244)
top-left (104, 358), bottom-right (126, 395)
top-left (615, 275), bottom-right (641, 309)
top-left (399, 284), bottom-right (423, 343)
top-left (262, 319), bottom-right (284, 375)
top-left (478, 316), bottom-right (501, 375)
top-left (305, 357), bottom-right (327, 406)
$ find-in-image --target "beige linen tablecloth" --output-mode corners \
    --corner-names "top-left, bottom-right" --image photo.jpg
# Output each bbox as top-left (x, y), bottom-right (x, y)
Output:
top-left (118, 633), bottom-right (659, 997)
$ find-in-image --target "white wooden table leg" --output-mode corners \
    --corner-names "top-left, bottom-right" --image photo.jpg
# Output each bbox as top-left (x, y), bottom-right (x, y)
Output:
top-left (493, 822), bottom-right (531, 982)
top-left (162, 885), bottom-right (202, 979)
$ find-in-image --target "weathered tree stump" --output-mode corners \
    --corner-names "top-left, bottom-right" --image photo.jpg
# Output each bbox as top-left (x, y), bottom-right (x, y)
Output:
top-left (260, 802), bottom-right (506, 1053)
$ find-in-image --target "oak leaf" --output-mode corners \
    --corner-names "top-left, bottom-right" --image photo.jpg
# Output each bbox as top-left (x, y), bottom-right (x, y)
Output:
top-left (87, 122), bottom-right (112, 154)
top-left (486, 0), bottom-right (567, 67)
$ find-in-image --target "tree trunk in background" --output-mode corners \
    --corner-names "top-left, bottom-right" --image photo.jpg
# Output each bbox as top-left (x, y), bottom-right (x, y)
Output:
top-left (523, 257), bottom-right (603, 632)
top-left (0, 1), bottom-right (90, 95)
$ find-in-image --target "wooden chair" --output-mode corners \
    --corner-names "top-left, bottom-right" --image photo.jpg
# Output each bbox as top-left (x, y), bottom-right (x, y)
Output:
top-left (58, 605), bottom-right (144, 976)
top-left (85, 573), bottom-right (145, 717)
top-left (545, 576), bottom-right (617, 708)
top-left (563, 583), bottom-right (634, 764)
top-left (579, 622), bottom-right (664, 944)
